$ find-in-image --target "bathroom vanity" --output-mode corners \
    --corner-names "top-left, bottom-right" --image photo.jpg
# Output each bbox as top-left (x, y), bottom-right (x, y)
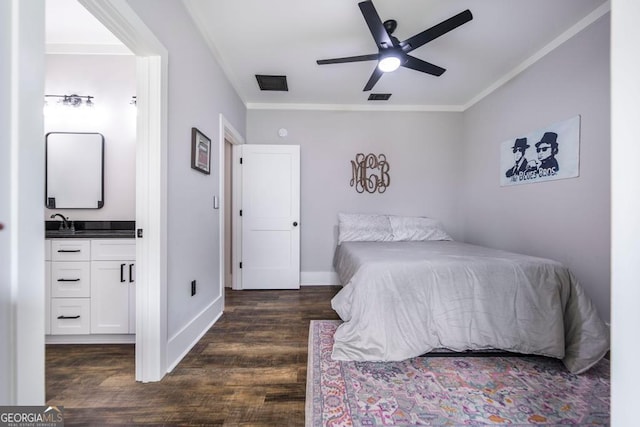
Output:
top-left (45, 221), bottom-right (136, 344)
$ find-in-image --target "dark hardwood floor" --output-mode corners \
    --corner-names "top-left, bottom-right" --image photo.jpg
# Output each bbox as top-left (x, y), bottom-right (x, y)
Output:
top-left (46, 286), bottom-right (342, 426)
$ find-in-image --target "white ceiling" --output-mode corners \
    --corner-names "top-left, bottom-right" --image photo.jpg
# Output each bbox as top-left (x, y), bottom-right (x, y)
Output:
top-left (46, 0), bottom-right (609, 109)
top-left (45, 0), bottom-right (122, 45)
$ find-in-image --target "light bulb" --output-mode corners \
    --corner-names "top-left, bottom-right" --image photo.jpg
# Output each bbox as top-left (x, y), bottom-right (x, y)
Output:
top-left (378, 56), bottom-right (401, 72)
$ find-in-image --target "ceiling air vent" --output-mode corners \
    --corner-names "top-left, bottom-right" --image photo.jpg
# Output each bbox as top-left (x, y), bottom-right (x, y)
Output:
top-left (255, 75), bottom-right (288, 91)
top-left (368, 93), bottom-right (392, 101)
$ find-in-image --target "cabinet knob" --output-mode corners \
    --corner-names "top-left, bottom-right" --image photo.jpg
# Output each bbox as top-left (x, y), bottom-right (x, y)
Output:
top-left (293, 221), bottom-right (298, 227)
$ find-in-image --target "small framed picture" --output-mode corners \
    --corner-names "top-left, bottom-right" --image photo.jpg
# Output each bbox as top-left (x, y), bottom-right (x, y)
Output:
top-left (191, 127), bottom-right (211, 175)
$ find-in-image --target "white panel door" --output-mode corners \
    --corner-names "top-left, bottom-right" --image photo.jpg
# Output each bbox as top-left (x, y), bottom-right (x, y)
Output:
top-left (241, 145), bottom-right (300, 289)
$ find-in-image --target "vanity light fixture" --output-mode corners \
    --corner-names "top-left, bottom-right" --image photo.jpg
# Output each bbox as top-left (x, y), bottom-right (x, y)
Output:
top-left (44, 94), bottom-right (95, 108)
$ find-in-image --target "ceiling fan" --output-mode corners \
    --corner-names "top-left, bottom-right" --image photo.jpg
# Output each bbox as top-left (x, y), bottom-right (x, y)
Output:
top-left (316, 1), bottom-right (473, 91)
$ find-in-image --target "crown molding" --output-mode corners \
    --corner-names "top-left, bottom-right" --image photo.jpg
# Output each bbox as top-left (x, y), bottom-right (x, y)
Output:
top-left (246, 102), bottom-right (464, 112)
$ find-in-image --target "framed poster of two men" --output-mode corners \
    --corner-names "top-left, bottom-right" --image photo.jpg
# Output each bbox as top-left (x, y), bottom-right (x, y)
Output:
top-left (500, 115), bottom-right (580, 187)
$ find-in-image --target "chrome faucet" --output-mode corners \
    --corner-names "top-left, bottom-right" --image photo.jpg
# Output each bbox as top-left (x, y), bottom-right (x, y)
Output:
top-left (50, 213), bottom-right (71, 230)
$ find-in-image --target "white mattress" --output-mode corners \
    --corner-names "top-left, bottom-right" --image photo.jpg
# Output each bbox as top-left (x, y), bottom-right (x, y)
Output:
top-left (331, 241), bottom-right (609, 374)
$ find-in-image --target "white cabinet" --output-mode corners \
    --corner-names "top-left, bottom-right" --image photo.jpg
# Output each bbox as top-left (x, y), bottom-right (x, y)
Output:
top-left (49, 240), bottom-right (91, 335)
top-left (46, 238), bottom-right (135, 341)
top-left (90, 240), bottom-right (136, 334)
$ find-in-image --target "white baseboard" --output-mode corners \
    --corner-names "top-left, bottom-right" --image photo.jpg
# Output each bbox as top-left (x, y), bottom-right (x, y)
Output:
top-left (300, 271), bottom-right (340, 286)
top-left (166, 295), bottom-right (224, 373)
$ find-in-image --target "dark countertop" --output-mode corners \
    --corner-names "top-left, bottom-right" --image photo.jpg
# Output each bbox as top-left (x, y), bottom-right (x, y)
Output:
top-left (45, 220), bottom-right (135, 239)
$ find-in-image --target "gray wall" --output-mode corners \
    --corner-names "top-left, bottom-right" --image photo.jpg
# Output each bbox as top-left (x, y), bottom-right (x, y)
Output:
top-left (459, 15), bottom-right (610, 321)
top-left (247, 109), bottom-right (463, 272)
top-left (126, 0), bottom-right (246, 339)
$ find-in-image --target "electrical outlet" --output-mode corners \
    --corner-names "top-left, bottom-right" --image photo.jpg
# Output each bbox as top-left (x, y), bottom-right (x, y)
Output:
top-left (191, 280), bottom-right (196, 296)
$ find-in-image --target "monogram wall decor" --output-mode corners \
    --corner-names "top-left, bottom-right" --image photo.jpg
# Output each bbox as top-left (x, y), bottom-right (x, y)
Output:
top-left (350, 153), bottom-right (390, 193)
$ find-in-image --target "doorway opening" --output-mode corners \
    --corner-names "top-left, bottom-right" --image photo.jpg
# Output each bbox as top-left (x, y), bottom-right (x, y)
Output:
top-left (44, 53), bottom-right (137, 340)
top-left (45, 0), bottom-right (168, 383)
top-left (224, 138), bottom-right (233, 289)
top-left (219, 114), bottom-right (244, 292)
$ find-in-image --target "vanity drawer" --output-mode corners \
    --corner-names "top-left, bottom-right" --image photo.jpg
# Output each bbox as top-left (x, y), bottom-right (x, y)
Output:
top-left (51, 298), bottom-right (90, 335)
top-left (51, 240), bottom-right (91, 261)
top-left (51, 262), bottom-right (91, 298)
top-left (91, 239), bottom-right (135, 261)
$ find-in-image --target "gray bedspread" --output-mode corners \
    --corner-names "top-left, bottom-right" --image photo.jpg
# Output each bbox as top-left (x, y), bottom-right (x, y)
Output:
top-left (331, 241), bottom-right (609, 374)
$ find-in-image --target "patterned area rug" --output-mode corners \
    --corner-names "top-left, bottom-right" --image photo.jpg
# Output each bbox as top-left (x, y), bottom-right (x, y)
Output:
top-left (306, 320), bottom-right (609, 426)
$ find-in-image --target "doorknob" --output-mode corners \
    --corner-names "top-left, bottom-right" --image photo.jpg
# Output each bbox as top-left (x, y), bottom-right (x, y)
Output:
top-left (293, 221), bottom-right (298, 227)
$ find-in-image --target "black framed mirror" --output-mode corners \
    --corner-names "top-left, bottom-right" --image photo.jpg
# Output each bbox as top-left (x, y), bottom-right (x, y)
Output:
top-left (45, 132), bottom-right (105, 209)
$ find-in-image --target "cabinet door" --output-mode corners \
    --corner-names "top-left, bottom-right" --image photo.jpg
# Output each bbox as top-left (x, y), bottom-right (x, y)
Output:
top-left (91, 261), bottom-right (132, 334)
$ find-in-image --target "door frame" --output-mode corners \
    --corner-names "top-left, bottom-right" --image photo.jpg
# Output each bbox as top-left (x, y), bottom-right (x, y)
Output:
top-left (79, 0), bottom-right (168, 382)
top-left (218, 115), bottom-right (244, 292)
top-left (2, 0), bottom-right (47, 404)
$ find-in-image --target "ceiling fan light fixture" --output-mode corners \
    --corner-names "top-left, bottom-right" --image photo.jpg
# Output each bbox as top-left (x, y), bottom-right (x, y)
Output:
top-left (316, 1), bottom-right (473, 91)
top-left (378, 55), bottom-right (401, 73)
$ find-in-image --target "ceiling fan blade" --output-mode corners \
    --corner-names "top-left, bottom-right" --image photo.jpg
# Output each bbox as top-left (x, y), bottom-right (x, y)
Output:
top-left (358, 1), bottom-right (394, 49)
top-left (363, 67), bottom-right (384, 91)
top-left (403, 9), bottom-right (472, 53)
top-left (402, 56), bottom-right (446, 76)
top-left (317, 53), bottom-right (379, 65)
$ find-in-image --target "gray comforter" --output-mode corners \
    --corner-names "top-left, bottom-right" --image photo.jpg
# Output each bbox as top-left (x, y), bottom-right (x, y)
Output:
top-left (331, 241), bottom-right (609, 374)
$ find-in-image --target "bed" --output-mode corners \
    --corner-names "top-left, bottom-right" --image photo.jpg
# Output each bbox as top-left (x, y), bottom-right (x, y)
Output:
top-left (330, 213), bottom-right (610, 374)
